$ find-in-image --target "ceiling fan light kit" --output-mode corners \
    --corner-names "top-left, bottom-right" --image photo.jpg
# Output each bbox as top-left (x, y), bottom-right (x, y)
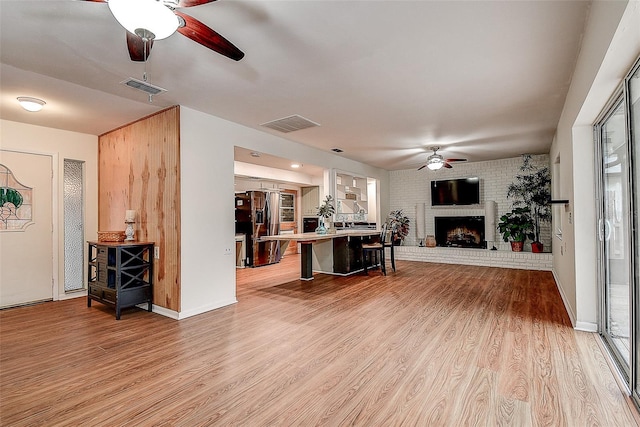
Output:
top-left (418, 146), bottom-right (467, 171)
top-left (426, 157), bottom-right (444, 170)
top-left (84, 0), bottom-right (244, 62)
top-left (108, 0), bottom-right (180, 40)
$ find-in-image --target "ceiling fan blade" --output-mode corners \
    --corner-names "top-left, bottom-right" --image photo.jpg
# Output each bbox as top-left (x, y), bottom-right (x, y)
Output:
top-left (175, 10), bottom-right (244, 61)
top-left (445, 158), bottom-right (467, 162)
top-left (417, 165), bottom-right (427, 171)
top-left (443, 162), bottom-right (453, 169)
top-left (126, 31), bottom-right (154, 62)
top-left (177, 0), bottom-right (217, 7)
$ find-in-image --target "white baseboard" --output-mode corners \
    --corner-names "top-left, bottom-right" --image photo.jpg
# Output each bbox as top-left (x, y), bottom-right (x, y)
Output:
top-left (575, 321), bottom-right (598, 332)
top-left (150, 304), bottom-right (179, 319)
top-left (551, 268), bottom-right (577, 327)
top-left (57, 290), bottom-right (86, 301)
top-left (136, 298), bottom-right (238, 320)
top-left (551, 269), bottom-right (599, 333)
top-left (177, 298), bottom-right (238, 320)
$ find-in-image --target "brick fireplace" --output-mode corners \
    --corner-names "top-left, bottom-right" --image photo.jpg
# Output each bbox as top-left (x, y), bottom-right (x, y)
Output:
top-left (434, 216), bottom-right (486, 249)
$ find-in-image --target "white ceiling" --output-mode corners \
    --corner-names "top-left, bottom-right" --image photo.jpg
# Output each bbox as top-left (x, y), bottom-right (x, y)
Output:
top-left (0, 0), bottom-right (590, 173)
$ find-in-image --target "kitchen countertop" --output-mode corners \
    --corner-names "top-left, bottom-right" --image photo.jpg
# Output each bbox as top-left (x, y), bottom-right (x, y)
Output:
top-left (263, 229), bottom-right (379, 242)
top-left (262, 229), bottom-right (381, 281)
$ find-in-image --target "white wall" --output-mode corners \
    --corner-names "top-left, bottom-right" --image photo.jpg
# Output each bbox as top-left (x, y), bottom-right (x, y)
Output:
top-left (234, 161), bottom-right (319, 188)
top-left (389, 154), bottom-right (551, 251)
top-left (179, 107), bottom-right (389, 318)
top-left (550, 0), bottom-right (639, 330)
top-left (0, 119), bottom-right (98, 301)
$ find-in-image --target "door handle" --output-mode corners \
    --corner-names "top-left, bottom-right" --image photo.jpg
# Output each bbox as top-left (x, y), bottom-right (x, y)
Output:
top-left (604, 219), bottom-right (612, 241)
top-left (598, 218), bottom-right (612, 241)
top-left (598, 219), bottom-right (604, 241)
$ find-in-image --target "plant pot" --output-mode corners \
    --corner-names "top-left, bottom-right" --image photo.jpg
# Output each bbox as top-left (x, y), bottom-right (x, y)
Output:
top-left (425, 235), bottom-right (436, 248)
top-left (510, 241), bottom-right (524, 252)
top-left (531, 241), bottom-right (544, 253)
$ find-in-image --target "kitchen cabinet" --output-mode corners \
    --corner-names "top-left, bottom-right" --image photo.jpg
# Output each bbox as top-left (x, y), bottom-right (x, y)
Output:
top-left (87, 241), bottom-right (154, 320)
top-left (301, 186), bottom-right (320, 216)
top-left (280, 189), bottom-right (298, 255)
top-left (332, 235), bottom-right (365, 274)
top-left (280, 190), bottom-right (296, 222)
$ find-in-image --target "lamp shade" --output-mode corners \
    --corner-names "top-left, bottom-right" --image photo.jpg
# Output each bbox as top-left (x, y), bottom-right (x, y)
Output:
top-left (17, 97), bottom-right (45, 112)
top-left (426, 158), bottom-right (444, 170)
top-left (108, 0), bottom-right (179, 40)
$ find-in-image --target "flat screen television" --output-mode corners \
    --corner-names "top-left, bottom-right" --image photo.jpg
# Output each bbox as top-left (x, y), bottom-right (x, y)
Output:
top-left (431, 177), bottom-right (480, 206)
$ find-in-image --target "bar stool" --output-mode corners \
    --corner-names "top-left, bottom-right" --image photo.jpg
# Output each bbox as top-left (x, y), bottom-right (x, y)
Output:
top-left (362, 226), bottom-right (392, 275)
top-left (384, 230), bottom-right (396, 272)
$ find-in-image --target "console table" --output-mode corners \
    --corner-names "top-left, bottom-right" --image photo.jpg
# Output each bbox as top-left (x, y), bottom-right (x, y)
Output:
top-left (87, 241), bottom-right (154, 319)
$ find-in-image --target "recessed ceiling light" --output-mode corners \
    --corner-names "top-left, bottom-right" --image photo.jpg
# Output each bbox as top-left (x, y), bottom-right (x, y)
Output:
top-left (17, 97), bottom-right (46, 112)
top-left (250, 151), bottom-right (261, 157)
top-left (331, 148), bottom-right (344, 153)
top-left (291, 163), bottom-right (302, 169)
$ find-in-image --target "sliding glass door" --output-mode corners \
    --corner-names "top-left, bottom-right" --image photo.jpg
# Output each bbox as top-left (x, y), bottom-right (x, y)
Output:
top-left (596, 57), bottom-right (640, 410)
top-left (597, 96), bottom-right (631, 378)
top-left (628, 59), bottom-right (640, 407)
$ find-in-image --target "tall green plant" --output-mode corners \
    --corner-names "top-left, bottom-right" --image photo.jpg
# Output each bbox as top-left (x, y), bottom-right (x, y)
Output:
top-left (386, 209), bottom-right (410, 240)
top-left (497, 207), bottom-right (534, 243)
top-left (506, 155), bottom-right (551, 243)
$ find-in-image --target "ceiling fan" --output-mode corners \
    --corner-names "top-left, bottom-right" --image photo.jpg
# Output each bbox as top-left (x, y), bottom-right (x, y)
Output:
top-left (417, 146), bottom-right (467, 171)
top-left (82, 0), bottom-right (244, 62)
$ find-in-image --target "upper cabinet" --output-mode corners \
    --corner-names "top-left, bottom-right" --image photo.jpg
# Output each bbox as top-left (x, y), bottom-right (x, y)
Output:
top-left (280, 190), bottom-right (296, 223)
top-left (335, 172), bottom-right (368, 221)
top-left (301, 186), bottom-right (320, 217)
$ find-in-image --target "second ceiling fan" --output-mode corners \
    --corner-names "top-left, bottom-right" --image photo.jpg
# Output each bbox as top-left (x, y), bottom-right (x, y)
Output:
top-left (83, 0), bottom-right (244, 62)
top-left (417, 146), bottom-right (467, 171)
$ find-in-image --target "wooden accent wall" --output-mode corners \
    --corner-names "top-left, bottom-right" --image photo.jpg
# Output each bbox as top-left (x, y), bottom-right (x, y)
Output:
top-left (98, 106), bottom-right (180, 312)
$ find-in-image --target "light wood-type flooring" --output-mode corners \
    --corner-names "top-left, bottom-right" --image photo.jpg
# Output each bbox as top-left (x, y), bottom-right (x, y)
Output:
top-left (1, 256), bottom-right (639, 426)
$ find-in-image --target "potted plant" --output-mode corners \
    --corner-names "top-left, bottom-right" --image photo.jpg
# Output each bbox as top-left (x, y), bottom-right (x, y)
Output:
top-left (506, 154), bottom-right (552, 253)
top-left (385, 209), bottom-right (410, 245)
top-left (316, 195), bottom-right (335, 234)
top-left (497, 207), bottom-right (534, 252)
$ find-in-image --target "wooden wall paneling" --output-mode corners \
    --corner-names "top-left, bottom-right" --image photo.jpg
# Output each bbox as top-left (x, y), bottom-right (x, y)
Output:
top-left (98, 106), bottom-right (181, 312)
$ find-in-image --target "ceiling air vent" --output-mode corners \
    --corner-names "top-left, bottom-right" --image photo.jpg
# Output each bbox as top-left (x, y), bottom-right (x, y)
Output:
top-left (260, 115), bottom-right (320, 133)
top-left (121, 78), bottom-right (167, 96)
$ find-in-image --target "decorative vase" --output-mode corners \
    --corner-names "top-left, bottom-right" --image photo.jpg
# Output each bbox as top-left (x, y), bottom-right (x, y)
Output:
top-left (531, 241), bottom-right (544, 253)
top-left (315, 219), bottom-right (327, 235)
top-left (510, 241), bottom-right (524, 252)
top-left (124, 220), bottom-right (135, 241)
top-left (425, 235), bottom-right (436, 247)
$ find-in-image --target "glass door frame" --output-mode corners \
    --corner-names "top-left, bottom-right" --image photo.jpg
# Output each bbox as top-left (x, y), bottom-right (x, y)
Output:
top-left (626, 57), bottom-right (640, 409)
top-left (595, 56), bottom-right (640, 411)
top-left (595, 91), bottom-right (632, 384)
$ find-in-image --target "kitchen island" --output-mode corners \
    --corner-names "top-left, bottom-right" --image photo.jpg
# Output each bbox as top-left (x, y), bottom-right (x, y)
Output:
top-left (263, 230), bottom-right (380, 280)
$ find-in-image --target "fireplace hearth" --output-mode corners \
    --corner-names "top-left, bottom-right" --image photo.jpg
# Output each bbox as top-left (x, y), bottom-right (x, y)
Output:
top-left (435, 216), bottom-right (485, 249)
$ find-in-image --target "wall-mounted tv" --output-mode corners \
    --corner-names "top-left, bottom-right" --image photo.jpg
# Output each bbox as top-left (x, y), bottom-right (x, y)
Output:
top-left (431, 177), bottom-right (480, 206)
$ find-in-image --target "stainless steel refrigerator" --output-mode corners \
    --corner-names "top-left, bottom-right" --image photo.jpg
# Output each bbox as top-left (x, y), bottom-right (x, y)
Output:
top-left (235, 190), bottom-right (281, 267)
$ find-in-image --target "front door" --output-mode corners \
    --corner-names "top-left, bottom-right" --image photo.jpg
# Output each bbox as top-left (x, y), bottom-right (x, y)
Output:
top-left (0, 150), bottom-right (54, 307)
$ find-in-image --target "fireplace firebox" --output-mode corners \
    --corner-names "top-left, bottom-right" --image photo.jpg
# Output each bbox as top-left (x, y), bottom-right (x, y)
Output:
top-left (434, 216), bottom-right (485, 249)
